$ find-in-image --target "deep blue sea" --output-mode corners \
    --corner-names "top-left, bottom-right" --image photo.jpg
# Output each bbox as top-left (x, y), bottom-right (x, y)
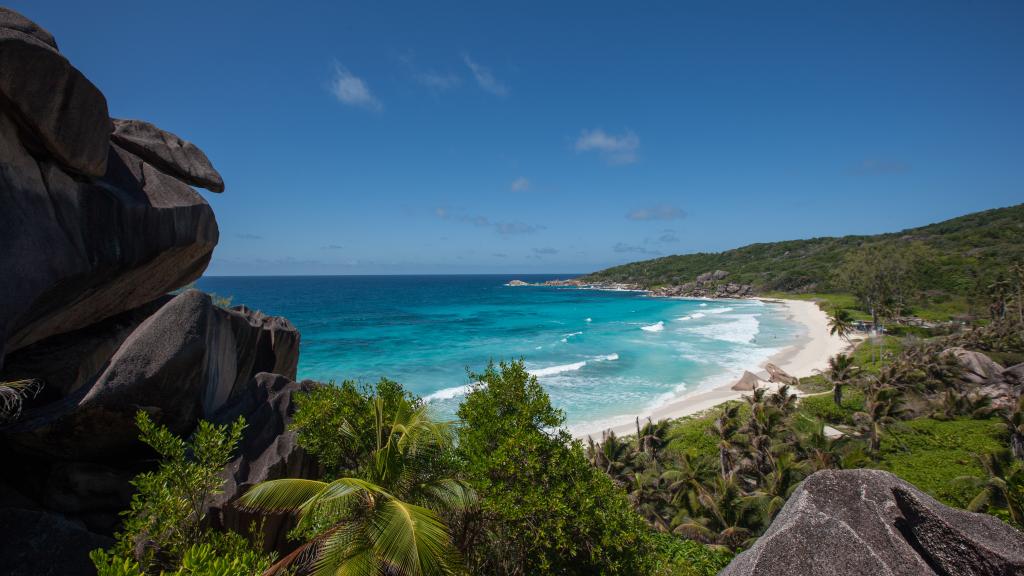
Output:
top-left (195, 275), bottom-right (804, 434)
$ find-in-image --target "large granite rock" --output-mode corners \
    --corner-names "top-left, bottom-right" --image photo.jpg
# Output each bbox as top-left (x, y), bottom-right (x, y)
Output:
top-left (0, 298), bottom-right (171, 401)
top-left (0, 17), bottom-right (110, 176)
top-left (112, 119), bottom-right (225, 192)
top-left (5, 291), bottom-right (300, 460)
top-left (732, 370), bottom-right (763, 391)
top-left (1, 113), bottom-right (219, 363)
top-left (0, 508), bottom-right (114, 576)
top-left (720, 469), bottom-right (1024, 576)
top-left (0, 6), bottom-right (58, 49)
top-left (944, 347), bottom-right (1005, 384)
top-left (209, 373), bottom-right (319, 551)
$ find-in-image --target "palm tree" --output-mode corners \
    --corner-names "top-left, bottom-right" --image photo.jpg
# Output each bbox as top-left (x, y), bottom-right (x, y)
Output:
top-left (743, 452), bottom-right (806, 528)
top-left (853, 382), bottom-right (907, 455)
top-left (790, 414), bottom-right (847, 472)
top-left (636, 418), bottom-right (671, 456)
top-left (828, 307), bottom-right (855, 343)
top-left (767, 384), bottom-right (798, 414)
top-left (822, 353), bottom-right (857, 408)
top-left (672, 475), bottom-right (756, 550)
top-left (1005, 396), bottom-right (1024, 462)
top-left (587, 431), bottom-right (634, 484)
top-left (957, 450), bottom-right (1024, 527)
top-left (709, 405), bottom-right (742, 478)
top-left (240, 396), bottom-right (469, 576)
top-left (0, 379), bottom-right (41, 425)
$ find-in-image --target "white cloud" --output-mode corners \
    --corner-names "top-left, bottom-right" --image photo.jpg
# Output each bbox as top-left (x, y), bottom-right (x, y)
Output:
top-left (626, 205), bottom-right (686, 221)
top-left (510, 176), bottom-right (530, 192)
top-left (463, 55), bottom-right (508, 96)
top-left (574, 129), bottom-right (640, 164)
top-left (416, 71), bottom-right (461, 91)
top-left (435, 207), bottom-right (544, 235)
top-left (330, 62), bottom-right (381, 110)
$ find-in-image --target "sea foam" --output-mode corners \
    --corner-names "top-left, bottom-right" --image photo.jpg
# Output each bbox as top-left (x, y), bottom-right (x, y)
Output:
top-left (641, 321), bottom-right (665, 332)
top-left (688, 314), bottom-right (760, 344)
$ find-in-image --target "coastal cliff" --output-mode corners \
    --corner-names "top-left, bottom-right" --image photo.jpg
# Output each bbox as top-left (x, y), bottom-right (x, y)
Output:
top-left (0, 8), bottom-right (313, 574)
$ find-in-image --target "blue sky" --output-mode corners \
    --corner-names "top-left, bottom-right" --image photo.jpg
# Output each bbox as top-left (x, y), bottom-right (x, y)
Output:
top-left (14, 1), bottom-right (1023, 275)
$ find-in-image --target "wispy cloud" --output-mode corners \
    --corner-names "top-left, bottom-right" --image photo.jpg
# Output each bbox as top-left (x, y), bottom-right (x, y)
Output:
top-left (435, 207), bottom-right (544, 235)
top-left (235, 233), bottom-right (263, 240)
top-left (330, 62), bottom-right (382, 110)
top-left (463, 55), bottom-right (508, 96)
top-left (852, 159), bottom-right (911, 175)
top-left (322, 244), bottom-right (345, 250)
top-left (613, 242), bottom-right (661, 255)
top-left (533, 247), bottom-right (559, 255)
top-left (575, 129), bottom-right (639, 165)
top-left (415, 71), bottom-right (461, 91)
top-left (658, 230), bottom-right (680, 243)
top-left (509, 176), bottom-right (530, 192)
top-left (626, 205), bottom-right (686, 221)
top-left (492, 252), bottom-right (509, 258)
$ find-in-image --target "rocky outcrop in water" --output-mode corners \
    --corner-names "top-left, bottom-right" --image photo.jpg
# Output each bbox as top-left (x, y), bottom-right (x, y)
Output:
top-left (720, 469), bottom-right (1024, 576)
top-left (0, 8), bottom-right (311, 573)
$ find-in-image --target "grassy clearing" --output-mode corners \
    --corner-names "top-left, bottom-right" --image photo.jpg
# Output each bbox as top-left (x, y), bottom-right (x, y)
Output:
top-left (876, 417), bottom-right (1007, 507)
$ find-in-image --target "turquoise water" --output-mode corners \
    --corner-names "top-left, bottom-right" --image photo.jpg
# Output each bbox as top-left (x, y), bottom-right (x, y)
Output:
top-left (195, 275), bottom-right (805, 433)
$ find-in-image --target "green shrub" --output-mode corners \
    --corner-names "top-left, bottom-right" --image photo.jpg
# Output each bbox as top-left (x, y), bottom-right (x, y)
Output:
top-left (649, 533), bottom-right (734, 576)
top-left (92, 411), bottom-right (272, 575)
top-left (289, 377), bottom-right (420, 478)
top-left (457, 360), bottom-right (657, 575)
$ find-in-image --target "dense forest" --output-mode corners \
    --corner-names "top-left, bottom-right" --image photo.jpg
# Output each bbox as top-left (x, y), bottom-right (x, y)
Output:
top-left (582, 204), bottom-right (1024, 299)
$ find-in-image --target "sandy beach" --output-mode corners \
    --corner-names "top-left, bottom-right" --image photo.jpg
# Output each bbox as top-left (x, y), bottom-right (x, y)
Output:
top-left (573, 298), bottom-right (854, 439)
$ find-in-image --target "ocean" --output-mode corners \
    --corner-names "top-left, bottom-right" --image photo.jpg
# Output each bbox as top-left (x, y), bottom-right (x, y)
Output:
top-left (195, 275), bottom-right (805, 434)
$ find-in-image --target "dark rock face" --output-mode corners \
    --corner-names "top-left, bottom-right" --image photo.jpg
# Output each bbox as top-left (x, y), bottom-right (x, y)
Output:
top-left (0, 7), bottom-right (58, 48)
top-left (0, 7), bottom-right (315, 569)
top-left (5, 291), bottom-right (301, 460)
top-left (0, 508), bottom-right (114, 576)
top-left (1, 122), bottom-right (219, 359)
top-left (112, 119), bottom-right (225, 192)
top-left (648, 270), bottom-right (753, 299)
top-left (0, 24), bottom-right (110, 176)
top-left (209, 373), bottom-right (319, 551)
top-left (720, 469), bottom-right (1024, 576)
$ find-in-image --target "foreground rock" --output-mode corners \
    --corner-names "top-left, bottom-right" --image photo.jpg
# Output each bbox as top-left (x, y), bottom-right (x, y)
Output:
top-left (112, 119), bottom-right (225, 192)
top-left (720, 469), bottom-right (1024, 576)
top-left (5, 291), bottom-right (300, 460)
top-left (0, 508), bottom-right (113, 576)
top-left (209, 373), bottom-right (319, 551)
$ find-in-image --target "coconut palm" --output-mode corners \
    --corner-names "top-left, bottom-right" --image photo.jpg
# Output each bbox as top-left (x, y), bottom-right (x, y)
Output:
top-left (957, 450), bottom-right (1024, 527)
top-left (853, 382), bottom-right (907, 455)
top-left (709, 405), bottom-right (742, 478)
top-left (822, 353), bottom-right (857, 407)
top-left (1005, 396), bottom-right (1024, 462)
top-left (828, 307), bottom-right (855, 343)
top-left (767, 384), bottom-right (798, 414)
top-left (0, 379), bottom-right (41, 425)
top-left (789, 414), bottom-right (847, 472)
top-left (587, 430), bottom-right (634, 484)
top-left (240, 396), bottom-right (469, 576)
top-left (743, 452), bottom-right (806, 527)
top-left (672, 475), bottom-right (756, 550)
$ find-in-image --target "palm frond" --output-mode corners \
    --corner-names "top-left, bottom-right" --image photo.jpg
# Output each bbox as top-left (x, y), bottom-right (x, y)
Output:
top-left (238, 478), bottom-right (328, 512)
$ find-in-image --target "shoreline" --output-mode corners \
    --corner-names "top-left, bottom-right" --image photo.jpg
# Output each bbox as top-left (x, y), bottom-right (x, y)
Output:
top-left (570, 297), bottom-right (853, 439)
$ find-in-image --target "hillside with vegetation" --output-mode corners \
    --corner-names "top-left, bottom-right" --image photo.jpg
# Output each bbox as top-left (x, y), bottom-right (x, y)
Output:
top-left (582, 204), bottom-right (1024, 306)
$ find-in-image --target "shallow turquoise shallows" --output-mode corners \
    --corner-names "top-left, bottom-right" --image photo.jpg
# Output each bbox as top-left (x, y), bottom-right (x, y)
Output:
top-left (196, 275), bottom-right (804, 433)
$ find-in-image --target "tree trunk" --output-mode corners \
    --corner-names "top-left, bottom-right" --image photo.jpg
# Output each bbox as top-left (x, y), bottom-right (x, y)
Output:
top-left (833, 382), bottom-right (843, 407)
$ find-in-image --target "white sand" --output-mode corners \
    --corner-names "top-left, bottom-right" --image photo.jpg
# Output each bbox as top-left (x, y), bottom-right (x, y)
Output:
top-left (571, 298), bottom-right (855, 439)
